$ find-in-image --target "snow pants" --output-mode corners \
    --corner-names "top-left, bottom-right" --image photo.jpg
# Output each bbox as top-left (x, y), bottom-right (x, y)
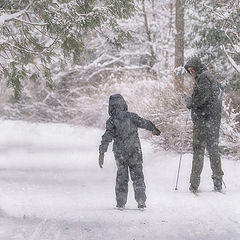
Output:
top-left (115, 160), bottom-right (146, 207)
top-left (190, 118), bottom-right (224, 188)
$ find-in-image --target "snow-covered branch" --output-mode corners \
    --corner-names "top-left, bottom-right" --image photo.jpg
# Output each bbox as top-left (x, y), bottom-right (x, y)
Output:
top-left (12, 17), bottom-right (48, 27)
top-left (0, 3), bottom-right (32, 25)
top-left (222, 45), bottom-right (240, 73)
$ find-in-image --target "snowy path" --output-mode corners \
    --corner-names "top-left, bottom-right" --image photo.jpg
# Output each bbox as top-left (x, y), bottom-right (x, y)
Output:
top-left (0, 120), bottom-right (240, 240)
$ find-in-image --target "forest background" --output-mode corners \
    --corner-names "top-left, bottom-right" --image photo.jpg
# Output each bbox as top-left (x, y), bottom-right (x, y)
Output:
top-left (0, 0), bottom-right (239, 158)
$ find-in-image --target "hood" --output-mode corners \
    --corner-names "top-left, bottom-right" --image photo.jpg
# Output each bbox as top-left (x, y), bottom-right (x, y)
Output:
top-left (108, 94), bottom-right (128, 116)
top-left (184, 56), bottom-right (207, 75)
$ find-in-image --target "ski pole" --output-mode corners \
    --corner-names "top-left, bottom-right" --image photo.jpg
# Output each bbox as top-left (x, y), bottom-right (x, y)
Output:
top-left (223, 179), bottom-right (227, 188)
top-left (175, 112), bottom-right (190, 191)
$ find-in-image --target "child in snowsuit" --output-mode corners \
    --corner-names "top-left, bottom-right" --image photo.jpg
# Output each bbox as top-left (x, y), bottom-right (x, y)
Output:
top-left (99, 94), bottom-right (160, 210)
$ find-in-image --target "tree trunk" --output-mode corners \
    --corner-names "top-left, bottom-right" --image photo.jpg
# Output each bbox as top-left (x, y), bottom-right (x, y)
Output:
top-left (142, 0), bottom-right (155, 68)
top-left (165, 1), bottom-right (174, 69)
top-left (174, 0), bottom-right (185, 91)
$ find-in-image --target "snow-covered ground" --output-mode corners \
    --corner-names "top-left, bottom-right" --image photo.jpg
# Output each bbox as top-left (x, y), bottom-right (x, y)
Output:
top-left (0, 120), bottom-right (240, 240)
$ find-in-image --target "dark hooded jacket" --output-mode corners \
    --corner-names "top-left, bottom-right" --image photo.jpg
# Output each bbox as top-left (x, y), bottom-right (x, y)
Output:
top-left (184, 57), bottom-right (223, 122)
top-left (99, 94), bottom-right (157, 164)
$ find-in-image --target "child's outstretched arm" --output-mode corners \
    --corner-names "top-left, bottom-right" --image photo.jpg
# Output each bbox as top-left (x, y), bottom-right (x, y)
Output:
top-left (99, 119), bottom-right (115, 168)
top-left (130, 113), bottom-right (161, 135)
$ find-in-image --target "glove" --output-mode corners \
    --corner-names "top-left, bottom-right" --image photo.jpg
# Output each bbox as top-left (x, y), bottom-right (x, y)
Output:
top-left (99, 153), bottom-right (104, 168)
top-left (152, 128), bottom-right (161, 136)
top-left (183, 94), bottom-right (192, 109)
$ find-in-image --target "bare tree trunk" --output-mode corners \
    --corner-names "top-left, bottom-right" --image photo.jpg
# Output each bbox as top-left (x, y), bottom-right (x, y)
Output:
top-left (165, 1), bottom-right (174, 69)
top-left (174, 0), bottom-right (185, 91)
top-left (142, 0), bottom-right (155, 68)
top-left (151, 0), bottom-right (156, 20)
top-left (151, 0), bottom-right (156, 42)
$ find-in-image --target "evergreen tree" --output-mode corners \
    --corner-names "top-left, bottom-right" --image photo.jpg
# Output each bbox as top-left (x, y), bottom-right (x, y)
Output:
top-left (0, 0), bottom-right (135, 101)
top-left (186, 0), bottom-right (240, 87)
top-left (186, 0), bottom-right (240, 149)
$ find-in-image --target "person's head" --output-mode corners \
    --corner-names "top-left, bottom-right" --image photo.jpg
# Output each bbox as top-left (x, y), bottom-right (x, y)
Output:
top-left (108, 94), bottom-right (128, 116)
top-left (187, 66), bottom-right (196, 78)
top-left (184, 56), bottom-right (207, 78)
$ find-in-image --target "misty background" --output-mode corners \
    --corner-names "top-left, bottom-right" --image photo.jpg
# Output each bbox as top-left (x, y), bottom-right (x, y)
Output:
top-left (0, 0), bottom-right (239, 158)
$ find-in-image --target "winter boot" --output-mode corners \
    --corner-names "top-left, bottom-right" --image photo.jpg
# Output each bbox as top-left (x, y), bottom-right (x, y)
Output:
top-left (138, 204), bottom-right (146, 211)
top-left (116, 204), bottom-right (125, 211)
top-left (189, 184), bottom-right (198, 193)
top-left (213, 176), bottom-right (222, 191)
top-left (137, 199), bottom-right (146, 211)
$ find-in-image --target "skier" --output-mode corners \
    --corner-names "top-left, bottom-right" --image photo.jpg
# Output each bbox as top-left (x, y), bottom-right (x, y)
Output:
top-left (98, 94), bottom-right (161, 210)
top-left (184, 56), bottom-right (224, 193)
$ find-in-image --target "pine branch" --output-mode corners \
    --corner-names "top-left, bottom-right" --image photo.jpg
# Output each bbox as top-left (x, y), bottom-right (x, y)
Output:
top-left (222, 45), bottom-right (240, 73)
top-left (0, 3), bottom-right (32, 25)
top-left (12, 17), bottom-right (48, 27)
top-left (4, 26), bottom-right (43, 54)
top-left (5, 41), bottom-right (42, 55)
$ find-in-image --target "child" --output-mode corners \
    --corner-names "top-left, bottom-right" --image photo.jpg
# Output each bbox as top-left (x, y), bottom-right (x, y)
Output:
top-left (99, 94), bottom-right (160, 210)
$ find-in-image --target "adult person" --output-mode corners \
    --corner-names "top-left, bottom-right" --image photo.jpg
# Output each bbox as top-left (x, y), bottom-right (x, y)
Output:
top-left (184, 56), bottom-right (224, 193)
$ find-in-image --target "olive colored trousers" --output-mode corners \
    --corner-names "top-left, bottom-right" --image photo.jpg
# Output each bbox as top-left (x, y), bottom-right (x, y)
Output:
top-left (190, 119), bottom-right (224, 188)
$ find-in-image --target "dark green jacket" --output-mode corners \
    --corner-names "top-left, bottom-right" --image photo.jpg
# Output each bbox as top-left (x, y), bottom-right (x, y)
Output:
top-left (185, 57), bottom-right (223, 122)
